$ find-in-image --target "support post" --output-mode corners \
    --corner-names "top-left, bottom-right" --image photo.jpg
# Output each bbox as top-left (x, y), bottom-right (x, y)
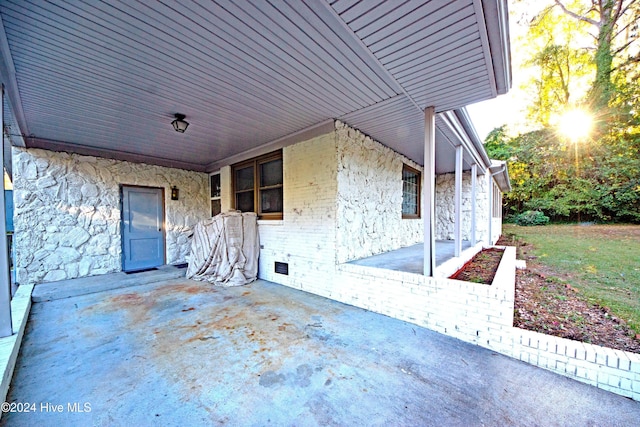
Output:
top-left (454, 145), bottom-right (463, 257)
top-left (0, 85), bottom-right (13, 337)
top-left (423, 107), bottom-right (436, 276)
top-left (487, 174), bottom-right (493, 245)
top-left (470, 163), bottom-right (477, 246)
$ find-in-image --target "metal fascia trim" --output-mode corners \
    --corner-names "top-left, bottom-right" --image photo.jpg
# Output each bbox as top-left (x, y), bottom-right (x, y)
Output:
top-left (206, 119), bottom-right (335, 172)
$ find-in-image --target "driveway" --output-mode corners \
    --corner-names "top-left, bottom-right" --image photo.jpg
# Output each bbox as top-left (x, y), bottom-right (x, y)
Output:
top-left (2, 278), bottom-right (639, 426)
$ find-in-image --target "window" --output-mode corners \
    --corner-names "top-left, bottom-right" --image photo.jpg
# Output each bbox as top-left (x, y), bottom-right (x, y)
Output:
top-left (402, 164), bottom-right (420, 218)
top-left (232, 151), bottom-right (283, 219)
top-left (210, 172), bottom-right (221, 217)
top-left (492, 183), bottom-right (502, 218)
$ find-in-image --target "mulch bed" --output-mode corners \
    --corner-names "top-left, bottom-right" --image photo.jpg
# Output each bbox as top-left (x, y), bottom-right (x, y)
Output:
top-left (449, 236), bottom-right (640, 353)
top-left (449, 247), bottom-right (504, 284)
top-left (497, 235), bottom-right (640, 353)
top-left (513, 266), bottom-right (640, 353)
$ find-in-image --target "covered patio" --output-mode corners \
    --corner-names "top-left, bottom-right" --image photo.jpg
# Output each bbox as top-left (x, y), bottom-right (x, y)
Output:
top-left (0, 0), bottom-right (512, 291)
top-left (3, 275), bottom-right (639, 426)
top-left (348, 240), bottom-right (475, 277)
top-left (0, 0), bottom-right (638, 414)
top-left (0, 0), bottom-right (530, 418)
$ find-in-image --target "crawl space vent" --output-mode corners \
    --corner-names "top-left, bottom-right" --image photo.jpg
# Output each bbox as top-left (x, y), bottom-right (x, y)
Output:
top-left (275, 262), bottom-right (289, 275)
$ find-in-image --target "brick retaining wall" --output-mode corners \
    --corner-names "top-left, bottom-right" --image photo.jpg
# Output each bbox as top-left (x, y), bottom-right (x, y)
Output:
top-left (495, 327), bottom-right (640, 400)
top-left (335, 246), bottom-right (639, 401)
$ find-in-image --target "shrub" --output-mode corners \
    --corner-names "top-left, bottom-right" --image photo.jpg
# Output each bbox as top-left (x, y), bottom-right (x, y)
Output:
top-left (515, 210), bottom-right (550, 226)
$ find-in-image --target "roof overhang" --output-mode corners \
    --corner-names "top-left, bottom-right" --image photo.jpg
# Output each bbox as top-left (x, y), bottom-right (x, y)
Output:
top-left (435, 108), bottom-right (492, 174)
top-left (0, 0), bottom-right (511, 172)
top-left (490, 160), bottom-right (512, 192)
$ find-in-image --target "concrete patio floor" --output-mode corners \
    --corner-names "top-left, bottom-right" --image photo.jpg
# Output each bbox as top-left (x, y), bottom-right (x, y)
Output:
top-left (3, 277), bottom-right (639, 426)
top-left (348, 240), bottom-right (473, 274)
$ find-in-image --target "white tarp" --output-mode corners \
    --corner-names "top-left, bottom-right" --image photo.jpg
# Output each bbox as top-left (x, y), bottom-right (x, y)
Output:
top-left (186, 211), bottom-right (259, 286)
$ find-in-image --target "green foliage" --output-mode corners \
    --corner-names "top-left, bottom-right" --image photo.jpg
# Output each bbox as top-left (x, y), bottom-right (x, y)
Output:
top-left (487, 124), bottom-right (640, 222)
top-left (483, 126), bottom-right (512, 159)
top-left (519, 1), bottom-right (595, 126)
top-left (489, 1), bottom-right (640, 223)
top-left (514, 210), bottom-right (550, 226)
top-left (485, 118), bottom-right (640, 222)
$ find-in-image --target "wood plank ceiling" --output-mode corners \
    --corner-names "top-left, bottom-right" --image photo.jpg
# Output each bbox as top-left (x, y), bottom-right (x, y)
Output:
top-left (0, 0), bottom-right (510, 172)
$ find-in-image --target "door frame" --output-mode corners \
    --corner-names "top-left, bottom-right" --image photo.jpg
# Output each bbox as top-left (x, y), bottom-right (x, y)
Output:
top-left (120, 184), bottom-right (167, 272)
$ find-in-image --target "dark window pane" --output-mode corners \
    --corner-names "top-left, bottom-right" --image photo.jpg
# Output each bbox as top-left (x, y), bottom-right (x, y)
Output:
top-left (402, 167), bottom-right (419, 216)
top-left (235, 166), bottom-right (254, 191)
top-left (232, 151), bottom-right (283, 217)
top-left (260, 159), bottom-right (283, 187)
top-left (402, 194), bottom-right (418, 215)
top-left (211, 199), bottom-right (221, 217)
top-left (403, 169), bottom-right (418, 184)
top-left (210, 174), bottom-right (221, 198)
top-left (236, 191), bottom-right (254, 212)
top-left (260, 188), bottom-right (283, 213)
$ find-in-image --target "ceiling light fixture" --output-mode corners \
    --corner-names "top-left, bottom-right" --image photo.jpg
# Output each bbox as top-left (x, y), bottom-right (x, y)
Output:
top-left (171, 113), bottom-right (189, 133)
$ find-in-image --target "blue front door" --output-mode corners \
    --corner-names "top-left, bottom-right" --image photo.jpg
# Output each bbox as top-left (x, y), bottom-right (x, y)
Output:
top-left (122, 186), bottom-right (165, 272)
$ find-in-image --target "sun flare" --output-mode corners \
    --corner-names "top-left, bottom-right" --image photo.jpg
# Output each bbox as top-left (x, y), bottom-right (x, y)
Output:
top-left (557, 109), bottom-right (593, 142)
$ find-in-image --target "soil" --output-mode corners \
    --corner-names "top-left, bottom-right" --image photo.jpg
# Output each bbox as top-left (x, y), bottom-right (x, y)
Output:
top-left (498, 234), bottom-right (640, 353)
top-left (449, 247), bottom-right (504, 284)
top-left (451, 235), bottom-right (640, 353)
top-left (513, 268), bottom-right (640, 353)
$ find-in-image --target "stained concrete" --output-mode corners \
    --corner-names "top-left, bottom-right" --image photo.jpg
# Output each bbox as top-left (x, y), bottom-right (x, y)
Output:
top-left (349, 240), bottom-right (472, 274)
top-left (31, 264), bottom-right (187, 302)
top-left (3, 278), bottom-right (639, 426)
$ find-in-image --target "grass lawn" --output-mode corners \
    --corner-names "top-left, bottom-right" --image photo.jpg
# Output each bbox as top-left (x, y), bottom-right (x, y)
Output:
top-left (503, 224), bottom-right (640, 334)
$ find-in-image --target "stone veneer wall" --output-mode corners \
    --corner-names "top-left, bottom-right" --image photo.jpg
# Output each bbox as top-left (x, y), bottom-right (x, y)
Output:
top-left (335, 121), bottom-right (423, 263)
top-left (219, 120), bottom-right (425, 288)
top-left (12, 147), bottom-right (209, 285)
top-left (435, 171), bottom-right (489, 242)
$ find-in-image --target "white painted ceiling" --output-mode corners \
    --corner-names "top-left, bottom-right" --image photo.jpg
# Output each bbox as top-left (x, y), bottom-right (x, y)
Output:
top-left (0, 0), bottom-right (510, 173)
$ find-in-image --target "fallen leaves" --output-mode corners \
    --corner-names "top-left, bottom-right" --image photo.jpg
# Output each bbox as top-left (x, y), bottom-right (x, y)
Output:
top-left (514, 268), bottom-right (640, 353)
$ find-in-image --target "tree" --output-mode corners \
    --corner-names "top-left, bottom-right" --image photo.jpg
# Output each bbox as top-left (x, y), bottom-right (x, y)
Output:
top-left (527, 44), bottom-right (593, 125)
top-left (523, 3), bottom-right (593, 126)
top-left (491, 1), bottom-right (640, 223)
top-left (552, 0), bottom-right (640, 108)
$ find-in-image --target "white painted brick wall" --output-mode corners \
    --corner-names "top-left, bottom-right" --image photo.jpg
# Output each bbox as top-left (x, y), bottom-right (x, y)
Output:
top-left (334, 246), bottom-right (639, 401)
top-left (218, 120), bottom-right (428, 289)
top-left (333, 246), bottom-right (516, 347)
top-left (492, 217), bottom-right (503, 244)
top-left (240, 132), bottom-right (340, 294)
top-left (500, 328), bottom-right (640, 400)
